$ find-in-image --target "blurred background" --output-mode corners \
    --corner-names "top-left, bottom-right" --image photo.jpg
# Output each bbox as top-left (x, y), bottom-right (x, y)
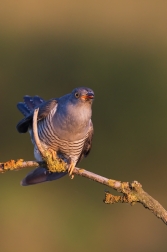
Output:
top-left (0, 1), bottom-right (167, 251)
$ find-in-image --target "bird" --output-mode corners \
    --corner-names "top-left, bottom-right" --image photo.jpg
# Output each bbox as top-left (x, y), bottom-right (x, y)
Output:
top-left (17, 87), bottom-right (94, 186)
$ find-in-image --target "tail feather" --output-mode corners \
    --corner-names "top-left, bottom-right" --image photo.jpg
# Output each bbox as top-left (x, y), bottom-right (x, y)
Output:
top-left (17, 102), bottom-right (31, 117)
top-left (21, 167), bottom-right (67, 186)
top-left (17, 95), bottom-right (45, 116)
top-left (33, 96), bottom-right (45, 106)
top-left (23, 95), bottom-right (36, 111)
top-left (16, 114), bottom-right (33, 133)
top-left (17, 95), bottom-right (45, 133)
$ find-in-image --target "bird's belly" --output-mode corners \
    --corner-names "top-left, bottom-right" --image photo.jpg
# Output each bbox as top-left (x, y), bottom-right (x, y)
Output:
top-left (33, 118), bottom-right (89, 164)
top-left (58, 138), bottom-right (85, 161)
top-left (38, 132), bottom-right (87, 164)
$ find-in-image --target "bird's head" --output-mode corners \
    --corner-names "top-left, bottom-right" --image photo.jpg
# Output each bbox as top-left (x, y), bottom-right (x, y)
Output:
top-left (70, 87), bottom-right (94, 105)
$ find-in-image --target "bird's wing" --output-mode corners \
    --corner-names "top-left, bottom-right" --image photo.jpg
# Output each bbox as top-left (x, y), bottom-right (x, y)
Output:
top-left (77, 121), bottom-right (94, 164)
top-left (17, 99), bottom-right (58, 133)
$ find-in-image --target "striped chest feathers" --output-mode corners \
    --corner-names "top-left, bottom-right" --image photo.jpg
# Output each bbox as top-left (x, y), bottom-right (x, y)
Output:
top-left (36, 110), bottom-right (91, 160)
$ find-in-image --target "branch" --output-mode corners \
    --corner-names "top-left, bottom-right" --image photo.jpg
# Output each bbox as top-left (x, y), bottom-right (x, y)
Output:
top-left (0, 109), bottom-right (166, 226)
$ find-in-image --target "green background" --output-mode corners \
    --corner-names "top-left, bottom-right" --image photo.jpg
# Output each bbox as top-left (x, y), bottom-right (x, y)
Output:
top-left (0, 1), bottom-right (167, 251)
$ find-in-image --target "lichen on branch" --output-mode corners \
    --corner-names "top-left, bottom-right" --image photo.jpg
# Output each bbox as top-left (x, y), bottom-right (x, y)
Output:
top-left (0, 108), bottom-right (166, 226)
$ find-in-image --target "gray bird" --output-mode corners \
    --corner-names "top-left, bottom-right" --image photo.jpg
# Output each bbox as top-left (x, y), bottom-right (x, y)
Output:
top-left (17, 87), bottom-right (94, 186)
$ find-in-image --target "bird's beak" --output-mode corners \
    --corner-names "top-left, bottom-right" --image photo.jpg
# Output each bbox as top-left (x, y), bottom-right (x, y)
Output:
top-left (81, 92), bottom-right (94, 101)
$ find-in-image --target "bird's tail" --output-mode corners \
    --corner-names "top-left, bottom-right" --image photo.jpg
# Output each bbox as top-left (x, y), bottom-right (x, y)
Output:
top-left (21, 167), bottom-right (67, 186)
top-left (17, 95), bottom-right (45, 117)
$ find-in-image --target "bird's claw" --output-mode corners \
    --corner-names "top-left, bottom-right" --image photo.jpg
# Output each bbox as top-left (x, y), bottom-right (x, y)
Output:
top-left (68, 161), bottom-right (75, 179)
top-left (47, 148), bottom-right (57, 160)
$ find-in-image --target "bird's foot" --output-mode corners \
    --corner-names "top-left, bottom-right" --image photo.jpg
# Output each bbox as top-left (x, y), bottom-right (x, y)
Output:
top-left (43, 148), bottom-right (67, 173)
top-left (47, 148), bottom-right (57, 160)
top-left (68, 160), bottom-right (75, 179)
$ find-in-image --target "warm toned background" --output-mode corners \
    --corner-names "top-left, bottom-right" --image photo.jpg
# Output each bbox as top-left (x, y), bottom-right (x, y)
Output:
top-left (0, 1), bottom-right (167, 251)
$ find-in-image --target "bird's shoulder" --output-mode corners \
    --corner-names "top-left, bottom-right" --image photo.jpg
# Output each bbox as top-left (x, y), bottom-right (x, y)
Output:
top-left (37, 99), bottom-right (58, 120)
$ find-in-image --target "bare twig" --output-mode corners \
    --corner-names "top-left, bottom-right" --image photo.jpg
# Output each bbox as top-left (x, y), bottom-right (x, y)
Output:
top-left (0, 108), bottom-right (167, 226)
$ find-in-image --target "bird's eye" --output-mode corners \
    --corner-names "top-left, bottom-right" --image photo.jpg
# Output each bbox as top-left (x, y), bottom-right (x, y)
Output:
top-left (75, 92), bottom-right (80, 98)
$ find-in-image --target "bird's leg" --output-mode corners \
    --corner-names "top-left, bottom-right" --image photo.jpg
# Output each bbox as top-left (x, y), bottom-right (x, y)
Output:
top-left (68, 158), bottom-right (75, 179)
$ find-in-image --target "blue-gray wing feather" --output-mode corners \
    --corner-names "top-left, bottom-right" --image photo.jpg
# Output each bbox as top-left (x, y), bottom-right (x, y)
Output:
top-left (77, 121), bottom-right (93, 164)
top-left (17, 98), bottom-right (57, 133)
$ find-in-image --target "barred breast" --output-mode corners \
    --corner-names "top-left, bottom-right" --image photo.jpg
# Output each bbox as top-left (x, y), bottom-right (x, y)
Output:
top-left (36, 109), bottom-right (89, 165)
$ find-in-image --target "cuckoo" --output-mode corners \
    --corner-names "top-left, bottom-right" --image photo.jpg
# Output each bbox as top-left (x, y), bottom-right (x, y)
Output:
top-left (17, 87), bottom-right (94, 186)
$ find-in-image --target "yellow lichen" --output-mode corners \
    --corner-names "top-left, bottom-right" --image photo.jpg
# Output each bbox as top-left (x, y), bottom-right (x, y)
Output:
top-left (108, 179), bottom-right (115, 187)
top-left (78, 169), bottom-right (85, 174)
top-left (3, 159), bottom-right (24, 171)
top-left (43, 149), bottom-right (67, 173)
